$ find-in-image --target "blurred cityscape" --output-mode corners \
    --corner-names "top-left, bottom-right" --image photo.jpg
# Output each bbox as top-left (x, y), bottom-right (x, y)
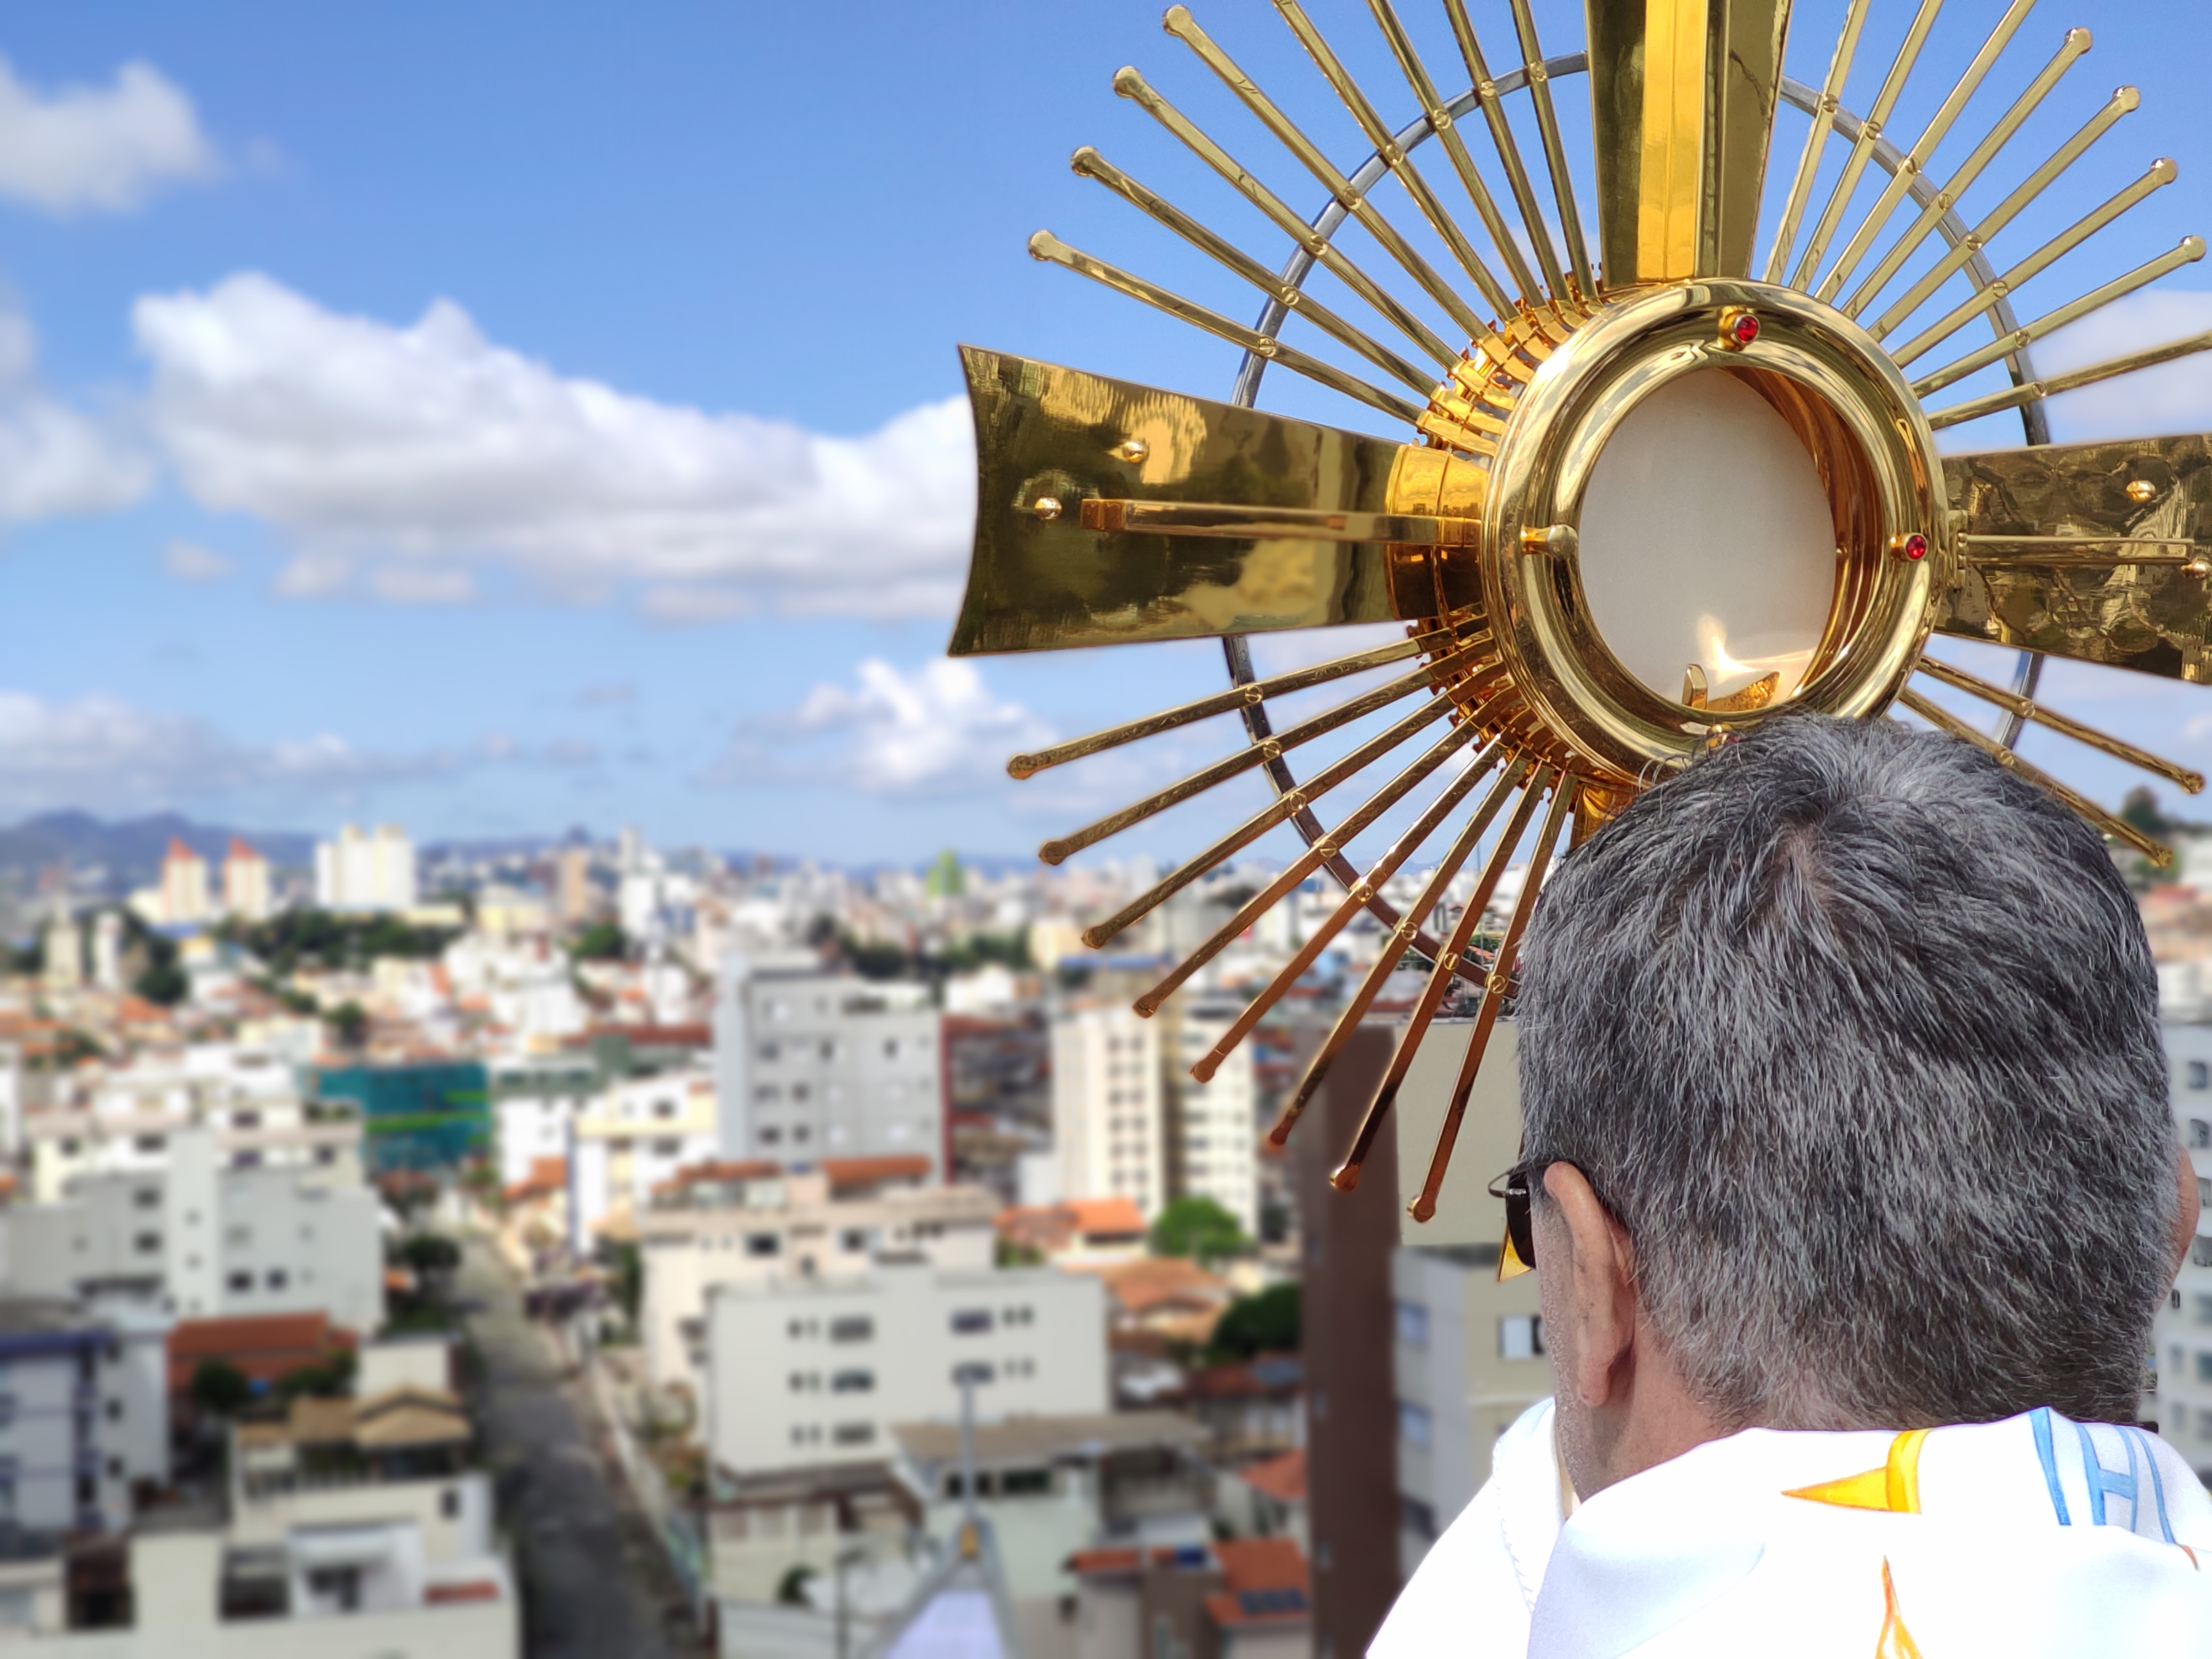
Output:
top-left (0, 800), bottom-right (2203, 1659)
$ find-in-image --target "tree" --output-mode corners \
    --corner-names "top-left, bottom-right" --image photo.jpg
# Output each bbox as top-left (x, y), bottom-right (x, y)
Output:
top-left (1207, 1282), bottom-right (1300, 1363)
top-left (397, 1233), bottom-right (461, 1276)
top-left (274, 1348), bottom-right (357, 1401)
top-left (189, 1358), bottom-right (253, 1418)
top-left (133, 962), bottom-right (189, 1007)
top-left (611, 1241), bottom-right (644, 1327)
top-left (1149, 1195), bottom-right (1251, 1264)
top-left (328, 1001), bottom-right (369, 1048)
top-left (776, 1565), bottom-right (816, 1606)
top-left (571, 920), bottom-right (625, 962)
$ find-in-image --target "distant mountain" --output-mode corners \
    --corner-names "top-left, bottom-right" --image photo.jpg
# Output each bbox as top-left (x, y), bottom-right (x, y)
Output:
top-left (0, 812), bottom-right (318, 891)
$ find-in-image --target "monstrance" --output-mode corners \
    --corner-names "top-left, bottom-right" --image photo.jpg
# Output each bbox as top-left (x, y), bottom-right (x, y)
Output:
top-left (947, 0), bottom-right (2212, 1223)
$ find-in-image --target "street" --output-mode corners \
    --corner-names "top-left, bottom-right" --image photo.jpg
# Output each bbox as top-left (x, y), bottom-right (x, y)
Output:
top-left (459, 1241), bottom-right (706, 1658)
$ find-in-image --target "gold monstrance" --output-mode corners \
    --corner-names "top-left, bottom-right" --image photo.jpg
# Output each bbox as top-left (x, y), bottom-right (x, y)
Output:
top-left (948, 0), bottom-right (2212, 1222)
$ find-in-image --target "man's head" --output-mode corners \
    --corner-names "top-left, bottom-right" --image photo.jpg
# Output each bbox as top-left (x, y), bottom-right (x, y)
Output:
top-left (1515, 712), bottom-right (2188, 1491)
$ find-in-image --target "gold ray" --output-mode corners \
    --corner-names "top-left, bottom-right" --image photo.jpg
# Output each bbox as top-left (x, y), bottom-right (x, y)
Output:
top-left (1813, 0), bottom-right (2039, 302)
top-left (1439, 0), bottom-right (1566, 298)
top-left (1271, 765), bottom-right (1553, 1147)
top-left (1010, 624), bottom-right (1472, 779)
top-left (1897, 687), bottom-right (2171, 865)
top-left (1028, 231), bottom-right (1425, 422)
top-left (953, 349), bottom-right (1467, 658)
top-left (1113, 66), bottom-right (1460, 370)
top-left (1914, 658), bottom-right (2205, 791)
top-left (1938, 434), bottom-right (2212, 680)
top-left (1839, 26), bottom-right (2093, 320)
top-left (1199, 749), bottom-right (1538, 1087)
top-left (1162, 7), bottom-right (1506, 362)
top-left (1329, 755), bottom-right (1556, 1191)
top-left (1911, 237), bottom-right (2206, 398)
top-left (1070, 148), bottom-right (1437, 397)
top-left (1892, 159), bottom-right (2180, 371)
top-left (1587, 0), bottom-right (1792, 285)
top-left (1081, 499), bottom-right (1481, 546)
top-left (1079, 676), bottom-right (1481, 947)
top-left (1790, 0), bottom-right (1948, 292)
top-left (1765, 0), bottom-right (1874, 284)
top-left (1410, 778), bottom-right (1579, 1223)
top-left (1270, 0), bottom-right (1520, 320)
top-left (1133, 717), bottom-right (1500, 1015)
top-left (1504, 0), bottom-right (1595, 298)
top-left (1869, 85), bottom-right (2140, 342)
top-left (1927, 323), bottom-right (2212, 430)
top-left (1366, 0), bottom-right (1542, 305)
top-left (1039, 638), bottom-right (1495, 864)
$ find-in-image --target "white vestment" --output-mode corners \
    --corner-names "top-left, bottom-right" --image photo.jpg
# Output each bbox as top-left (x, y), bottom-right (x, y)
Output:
top-left (1373, 1399), bottom-right (2212, 1657)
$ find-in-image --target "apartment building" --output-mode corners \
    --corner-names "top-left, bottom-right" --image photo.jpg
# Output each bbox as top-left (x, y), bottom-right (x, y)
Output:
top-left (1051, 1004), bottom-right (1166, 1222)
top-left (25, 1050), bottom-right (358, 1204)
top-left (3, 1128), bottom-right (383, 1334)
top-left (712, 957), bottom-right (945, 1173)
top-left (2157, 1018), bottom-right (2212, 1480)
top-left (636, 1160), bottom-right (997, 1394)
top-left (1159, 998), bottom-right (1260, 1237)
top-left (568, 1064), bottom-right (719, 1247)
top-left (487, 1050), bottom-right (600, 1190)
top-left (703, 1262), bottom-right (1107, 1483)
top-left (314, 825), bottom-right (418, 914)
top-left (0, 1299), bottom-right (169, 1535)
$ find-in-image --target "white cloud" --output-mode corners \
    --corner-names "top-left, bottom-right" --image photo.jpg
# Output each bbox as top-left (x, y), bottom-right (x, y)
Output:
top-left (2033, 289), bottom-right (2212, 441)
top-left (0, 58), bottom-right (218, 214)
top-left (133, 273), bottom-right (976, 617)
top-left (791, 658), bottom-right (1053, 795)
top-left (0, 299), bottom-right (150, 520)
top-left (161, 540), bottom-right (233, 582)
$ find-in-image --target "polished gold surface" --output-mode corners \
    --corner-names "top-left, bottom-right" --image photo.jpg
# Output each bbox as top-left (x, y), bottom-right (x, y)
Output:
top-left (1006, 625), bottom-right (1465, 778)
top-left (1914, 656), bottom-right (2205, 792)
top-left (1509, 0), bottom-right (1596, 298)
top-left (1936, 435), bottom-right (2212, 681)
top-left (1068, 147), bottom-right (1435, 398)
top-left (1586, 0), bottom-right (1792, 286)
top-left (1790, 0), bottom-right (1947, 291)
top-left (1928, 324), bottom-right (2212, 431)
top-left (952, 348), bottom-right (1423, 657)
top-left (1910, 237), bottom-right (2206, 399)
top-left (1411, 779), bottom-right (1578, 1223)
top-left (1442, 0), bottom-right (1567, 297)
top-left (1893, 160), bottom-right (2180, 371)
top-left (1838, 26), bottom-right (2093, 320)
top-left (1868, 85), bottom-right (2140, 342)
top-left (1900, 687), bottom-right (2171, 865)
top-left (1082, 499), bottom-right (1484, 548)
top-left (1811, 0), bottom-right (2036, 302)
top-left (1764, 0), bottom-right (1872, 285)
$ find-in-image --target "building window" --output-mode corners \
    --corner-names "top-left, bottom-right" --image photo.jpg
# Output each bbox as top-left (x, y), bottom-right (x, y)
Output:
top-left (440, 1487), bottom-right (462, 1518)
top-left (2191, 1061), bottom-right (2211, 1090)
top-left (1001, 1468), bottom-right (1052, 1496)
top-left (227, 1272), bottom-right (252, 1293)
top-left (267, 1269), bottom-right (288, 1291)
top-left (1397, 1400), bottom-right (1432, 1447)
top-left (1500, 1315), bottom-right (1545, 1359)
top-left (1395, 1301), bottom-right (1429, 1348)
top-left (760, 1127), bottom-right (782, 1145)
top-left (2199, 1352), bottom-right (2212, 1384)
top-left (952, 1361), bottom-right (995, 1386)
top-left (2192, 1119), bottom-right (2212, 1150)
top-left (831, 1370), bottom-right (874, 1394)
top-left (133, 1233), bottom-right (160, 1254)
top-left (2193, 1238), bottom-right (2212, 1270)
top-left (1400, 1495), bottom-right (1438, 1541)
top-left (133, 1135), bottom-right (165, 1154)
top-left (747, 1234), bottom-right (781, 1258)
top-left (654, 1101), bottom-right (675, 1119)
top-left (133, 1189), bottom-right (159, 1211)
top-left (829, 1317), bottom-right (873, 1343)
top-left (651, 1139), bottom-right (680, 1157)
top-left (832, 1422), bottom-right (875, 1446)
top-left (950, 1309), bottom-right (994, 1335)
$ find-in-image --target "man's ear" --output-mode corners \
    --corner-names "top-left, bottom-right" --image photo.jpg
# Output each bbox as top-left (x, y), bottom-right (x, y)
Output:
top-left (2172, 1142), bottom-right (2201, 1282)
top-left (1542, 1162), bottom-right (1638, 1409)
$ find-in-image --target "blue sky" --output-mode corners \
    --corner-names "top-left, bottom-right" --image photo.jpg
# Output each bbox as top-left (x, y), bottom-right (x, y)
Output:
top-left (3, 1), bottom-right (2212, 868)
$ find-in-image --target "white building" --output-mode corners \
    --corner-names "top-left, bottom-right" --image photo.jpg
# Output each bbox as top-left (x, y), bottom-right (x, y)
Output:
top-left (712, 959), bottom-right (945, 1173)
top-left (0, 1298), bottom-right (169, 1535)
top-left (159, 839), bottom-right (212, 928)
top-left (568, 1065), bottom-right (720, 1247)
top-left (315, 825), bottom-right (418, 914)
top-left (1160, 999), bottom-right (1259, 1237)
top-left (487, 1050), bottom-right (601, 1190)
top-left (703, 1262), bottom-right (1107, 1483)
top-left (221, 839), bottom-right (274, 922)
top-left (637, 1164), bottom-right (997, 1395)
top-left (3, 1128), bottom-right (384, 1335)
top-left (2157, 1018), bottom-right (2212, 1481)
top-left (1050, 1004), bottom-right (1166, 1222)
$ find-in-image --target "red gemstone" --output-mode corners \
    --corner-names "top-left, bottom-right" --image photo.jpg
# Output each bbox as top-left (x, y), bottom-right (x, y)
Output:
top-left (1901, 533), bottom-right (1928, 561)
top-left (1730, 312), bottom-right (1761, 346)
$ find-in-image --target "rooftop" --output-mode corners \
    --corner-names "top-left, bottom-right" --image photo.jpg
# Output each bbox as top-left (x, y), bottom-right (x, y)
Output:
top-left (893, 1411), bottom-right (1207, 1468)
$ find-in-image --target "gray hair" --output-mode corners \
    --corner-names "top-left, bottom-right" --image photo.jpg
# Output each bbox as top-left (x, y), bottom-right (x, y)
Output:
top-left (1515, 712), bottom-right (2173, 1428)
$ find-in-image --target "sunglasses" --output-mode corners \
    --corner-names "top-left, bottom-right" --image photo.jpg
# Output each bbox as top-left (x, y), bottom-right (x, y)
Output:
top-left (1487, 1161), bottom-right (1546, 1281)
